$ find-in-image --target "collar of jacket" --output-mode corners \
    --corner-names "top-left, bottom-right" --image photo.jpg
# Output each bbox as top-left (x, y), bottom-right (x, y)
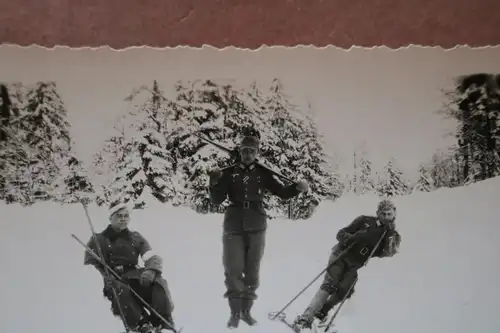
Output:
top-left (102, 224), bottom-right (131, 242)
top-left (237, 163), bottom-right (256, 171)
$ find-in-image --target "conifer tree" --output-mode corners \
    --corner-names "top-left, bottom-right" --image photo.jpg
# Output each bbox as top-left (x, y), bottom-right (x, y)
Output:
top-left (53, 149), bottom-right (95, 204)
top-left (376, 158), bottom-right (410, 197)
top-left (413, 163), bottom-right (434, 192)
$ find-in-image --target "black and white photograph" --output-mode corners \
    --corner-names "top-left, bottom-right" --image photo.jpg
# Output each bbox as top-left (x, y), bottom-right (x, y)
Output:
top-left (0, 45), bottom-right (499, 333)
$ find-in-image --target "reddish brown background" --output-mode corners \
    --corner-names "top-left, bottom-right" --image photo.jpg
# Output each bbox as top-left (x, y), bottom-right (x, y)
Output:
top-left (0, 0), bottom-right (499, 48)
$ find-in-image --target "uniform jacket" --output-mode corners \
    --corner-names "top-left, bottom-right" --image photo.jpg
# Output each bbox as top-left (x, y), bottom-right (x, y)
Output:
top-left (335, 215), bottom-right (401, 265)
top-left (83, 225), bottom-right (170, 295)
top-left (209, 162), bottom-right (300, 234)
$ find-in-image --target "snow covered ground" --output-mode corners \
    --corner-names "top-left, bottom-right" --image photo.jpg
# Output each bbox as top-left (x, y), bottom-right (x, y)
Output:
top-left (2, 177), bottom-right (500, 333)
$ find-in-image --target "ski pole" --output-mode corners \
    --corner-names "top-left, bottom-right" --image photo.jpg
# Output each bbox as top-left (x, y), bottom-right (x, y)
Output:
top-left (270, 241), bottom-right (357, 320)
top-left (323, 230), bottom-right (388, 332)
top-left (72, 232), bottom-right (182, 333)
top-left (80, 201), bottom-right (131, 333)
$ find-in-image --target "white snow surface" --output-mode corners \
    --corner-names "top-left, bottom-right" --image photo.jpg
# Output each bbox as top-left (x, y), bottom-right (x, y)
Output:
top-left (1, 177), bottom-right (500, 333)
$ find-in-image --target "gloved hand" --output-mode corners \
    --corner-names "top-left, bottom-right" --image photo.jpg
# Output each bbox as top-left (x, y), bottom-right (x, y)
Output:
top-left (208, 168), bottom-right (222, 184)
top-left (103, 274), bottom-right (116, 288)
top-left (102, 275), bottom-right (117, 299)
top-left (295, 180), bottom-right (309, 192)
top-left (140, 269), bottom-right (156, 287)
top-left (385, 221), bottom-right (396, 231)
top-left (341, 233), bottom-right (357, 248)
top-left (103, 275), bottom-right (116, 289)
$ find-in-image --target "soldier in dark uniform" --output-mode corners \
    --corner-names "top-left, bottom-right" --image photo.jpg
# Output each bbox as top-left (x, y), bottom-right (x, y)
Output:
top-left (83, 203), bottom-right (177, 333)
top-left (293, 199), bottom-right (402, 331)
top-left (209, 135), bottom-right (309, 329)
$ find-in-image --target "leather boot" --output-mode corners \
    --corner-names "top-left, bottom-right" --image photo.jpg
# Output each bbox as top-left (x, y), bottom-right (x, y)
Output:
top-left (293, 289), bottom-right (330, 330)
top-left (315, 295), bottom-right (339, 323)
top-left (240, 299), bottom-right (257, 326)
top-left (227, 298), bottom-right (241, 329)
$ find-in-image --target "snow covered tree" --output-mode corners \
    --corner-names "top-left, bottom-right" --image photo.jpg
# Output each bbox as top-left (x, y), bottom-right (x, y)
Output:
top-left (429, 148), bottom-right (463, 189)
top-left (169, 79), bottom-right (337, 218)
top-left (438, 73), bottom-right (500, 184)
top-left (105, 139), bottom-right (146, 207)
top-left (413, 163), bottom-right (434, 192)
top-left (0, 82), bottom-right (72, 205)
top-left (349, 145), bottom-right (376, 195)
top-left (285, 103), bottom-right (341, 219)
top-left (0, 131), bottom-right (39, 205)
top-left (95, 81), bottom-right (184, 208)
top-left (52, 149), bottom-right (95, 204)
top-left (0, 83), bottom-right (27, 202)
top-left (255, 82), bottom-right (339, 219)
top-left (0, 84), bottom-right (13, 199)
top-left (94, 79), bottom-right (340, 219)
top-left (21, 82), bottom-right (72, 201)
top-left (252, 79), bottom-right (303, 217)
top-left (376, 158), bottom-right (411, 197)
top-left (171, 79), bottom-right (272, 213)
top-left (125, 81), bottom-right (181, 204)
top-left (359, 157), bottom-right (375, 194)
top-left (92, 126), bottom-right (130, 187)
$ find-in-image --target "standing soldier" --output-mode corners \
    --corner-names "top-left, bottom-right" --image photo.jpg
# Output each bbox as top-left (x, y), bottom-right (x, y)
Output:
top-left (83, 203), bottom-right (177, 333)
top-left (208, 135), bottom-right (309, 329)
top-left (292, 199), bottom-right (402, 331)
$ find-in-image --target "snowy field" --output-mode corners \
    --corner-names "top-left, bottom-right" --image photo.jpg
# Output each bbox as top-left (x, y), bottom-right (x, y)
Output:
top-left (1, 177), bottom-right (500, 333)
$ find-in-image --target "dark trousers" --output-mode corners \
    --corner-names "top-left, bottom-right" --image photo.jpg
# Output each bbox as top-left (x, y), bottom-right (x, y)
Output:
top-left (320, 255), bottom-right (359, 298)
top-left (105, 278), bottom-right (173, 329)
top-left (222, 230), bottom-right (266, 301)
top-left (319, 257), bottom-right (357, 314)
top-left (300, 250), bottom-right (360, 321)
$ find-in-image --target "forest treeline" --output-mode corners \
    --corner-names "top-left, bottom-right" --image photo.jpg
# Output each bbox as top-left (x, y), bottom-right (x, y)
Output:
top-left (1, 75), bottom-right (498, 219)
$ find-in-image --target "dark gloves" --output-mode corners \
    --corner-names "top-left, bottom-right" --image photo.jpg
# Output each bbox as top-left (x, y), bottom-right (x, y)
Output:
top-left (140, 269), bottom-right (157, 287)
top-left (103, 275), bottom-right (116, 289)
top-left (295, 180), bottom-right (309, 192)
top-left (385, 221), bottom-right (396, 231)
top-left (208, 168), bottom-right (222, 184)
top-left (102, 275), bottom-right (117, 298)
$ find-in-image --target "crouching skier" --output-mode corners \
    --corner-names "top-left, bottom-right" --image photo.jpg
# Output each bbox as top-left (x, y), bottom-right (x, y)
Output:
top-left (292, 199), bottom-right (402, 331)
top-left (83, 203), bottom-right (176, 333)
top-left (208, 135), bottom-right (309, 329)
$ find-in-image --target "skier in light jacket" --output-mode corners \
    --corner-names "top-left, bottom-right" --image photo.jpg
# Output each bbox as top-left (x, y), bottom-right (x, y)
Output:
top-left (83, 203), bottom-right (176, 333)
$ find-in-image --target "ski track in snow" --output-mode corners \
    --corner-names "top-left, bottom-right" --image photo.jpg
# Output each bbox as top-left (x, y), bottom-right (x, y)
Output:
top-left (1, 177), bottom-right (500, 333)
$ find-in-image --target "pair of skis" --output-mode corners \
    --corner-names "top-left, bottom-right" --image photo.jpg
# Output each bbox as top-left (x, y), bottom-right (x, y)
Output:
top-left (267, 311), bottom-right (338, 333)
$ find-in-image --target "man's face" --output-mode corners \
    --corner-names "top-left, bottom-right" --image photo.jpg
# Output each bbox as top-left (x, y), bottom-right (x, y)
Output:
top-left (110, 208), bottom-right (130, 230)
top-left (378, 207), bottom-right (396, 224)
top-left (239, 146), bottom-right (258, 165)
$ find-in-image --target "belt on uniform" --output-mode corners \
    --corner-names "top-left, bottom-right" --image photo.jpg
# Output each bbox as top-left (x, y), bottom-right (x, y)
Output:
top-left (229, 200), bottom-right (263, 209)
top-left (359, 247), bottom-right (369, 256)
top-left (111, 264), bottom-right (136, 274)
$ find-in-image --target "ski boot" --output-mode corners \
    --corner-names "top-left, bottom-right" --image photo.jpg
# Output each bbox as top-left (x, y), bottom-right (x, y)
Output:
top-left (292, 315), bottom-right (313, 332)
top-left (137, 323), bottom-right (155, 333)
top-left (315, 309), bottom-right (328, 324)
top-left (240, 299), bottom-right (257, 326)
top-left (227, 298), bottom-right (241, 329)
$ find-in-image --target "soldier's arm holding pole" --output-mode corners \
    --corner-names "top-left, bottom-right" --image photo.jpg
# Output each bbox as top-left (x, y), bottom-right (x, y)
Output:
top-left (208, 166), bottom-right (232, 205)
top-left (263, 168), bottom-right (308, 199)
